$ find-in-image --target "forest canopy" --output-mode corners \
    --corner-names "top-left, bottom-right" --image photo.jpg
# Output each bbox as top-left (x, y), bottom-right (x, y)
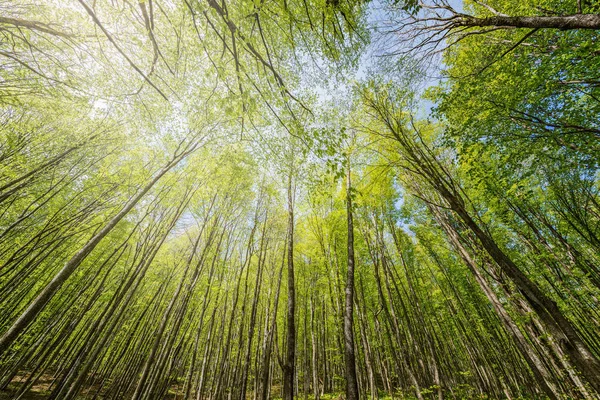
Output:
top-left (1, 0), bottom-right (599, 399)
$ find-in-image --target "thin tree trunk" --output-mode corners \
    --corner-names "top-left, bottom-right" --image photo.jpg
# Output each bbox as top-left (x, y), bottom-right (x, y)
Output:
top-left (283, 169), bottom-right (296, 400)
top-left (344, 163), bottom-right (359, 400)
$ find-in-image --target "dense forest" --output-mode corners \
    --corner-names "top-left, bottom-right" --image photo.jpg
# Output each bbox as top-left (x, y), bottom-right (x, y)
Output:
top-left (1, 0), bottom-right (599, 399)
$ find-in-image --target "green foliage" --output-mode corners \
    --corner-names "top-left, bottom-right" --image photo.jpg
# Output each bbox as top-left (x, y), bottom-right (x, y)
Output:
top-left (1, 0), bottom-right (599, 399)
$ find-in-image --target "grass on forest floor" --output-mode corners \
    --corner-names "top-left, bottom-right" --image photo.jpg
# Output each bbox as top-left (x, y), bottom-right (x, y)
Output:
top-left (0, 381), bottom-right (547, 400)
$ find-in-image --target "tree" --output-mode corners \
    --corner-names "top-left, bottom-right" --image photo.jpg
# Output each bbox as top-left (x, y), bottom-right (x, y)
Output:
top-left (358, 83), bottom-right (600, 393)
top-left (343, 154), bottom-right (359, 400)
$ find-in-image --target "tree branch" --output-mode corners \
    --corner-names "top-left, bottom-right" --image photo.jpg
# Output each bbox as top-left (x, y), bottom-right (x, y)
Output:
top-left (455, 13), bottom-right (600, 30)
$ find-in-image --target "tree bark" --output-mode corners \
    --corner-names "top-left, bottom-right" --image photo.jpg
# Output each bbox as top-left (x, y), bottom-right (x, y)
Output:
top-left (457, 13), bottom-right (600, 30)
top-left (283, 170), bottom-right (296, 400)
top-left (344, 164), bottom-right (359, 400)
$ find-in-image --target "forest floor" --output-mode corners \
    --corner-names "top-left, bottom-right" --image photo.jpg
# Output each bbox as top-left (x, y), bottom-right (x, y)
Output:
top-left (0, 375), bottom-right (184, 400)
top-left (0, 388), bottom-right (184, 400)
top-left (0, 390), bottom-right (48, 400)
top-left (0, 374), bottom-right (54, 399)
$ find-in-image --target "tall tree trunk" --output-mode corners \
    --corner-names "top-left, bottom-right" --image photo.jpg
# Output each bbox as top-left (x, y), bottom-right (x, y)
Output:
top-left (310, 296), bottom-right (320, 400)
top-left (344, 163), bottom-right (359, 400)
top-left (283, 170), bottom-right (296, 400)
